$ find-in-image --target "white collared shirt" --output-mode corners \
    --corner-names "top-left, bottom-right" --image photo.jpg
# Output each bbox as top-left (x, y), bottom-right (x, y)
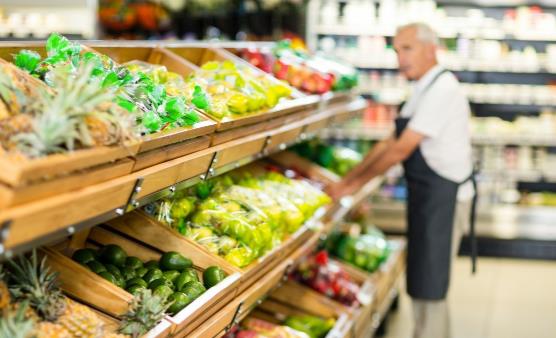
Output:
top-left (400, 65), bottom-right (474, 201)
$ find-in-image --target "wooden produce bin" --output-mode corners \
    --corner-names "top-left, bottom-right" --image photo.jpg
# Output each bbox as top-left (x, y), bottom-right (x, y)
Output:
top-left (334, 238), bottom-right (407, 336)
top-left (0, 57), bottom-right (140, 191)
top-left (105, 207), bottom-right (317, 296)
top-left (187, 230), bottom-right (322, 338)
top-left (87, 45), bottom-right (217, 166)
top-left (165, 46), bottom-right (318, 144)
top-left (43, 225), bottom-right (240, 337)
top-left (271, 258), bottom-right (376, 338)
top-left (249, 296), bottom-right (352, 338)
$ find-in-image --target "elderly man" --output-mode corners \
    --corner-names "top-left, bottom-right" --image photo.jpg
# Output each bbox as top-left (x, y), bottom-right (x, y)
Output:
top-left (327, 23), bottom-right (475, 338)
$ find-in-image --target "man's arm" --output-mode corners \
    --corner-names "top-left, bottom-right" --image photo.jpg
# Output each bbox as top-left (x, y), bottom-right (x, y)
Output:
top-left (327, 128), bottom-right (425, 199)
top-left (340, 135), bottom-right (394, 185)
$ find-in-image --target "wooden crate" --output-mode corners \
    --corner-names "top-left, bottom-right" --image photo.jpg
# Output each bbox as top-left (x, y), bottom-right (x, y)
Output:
top-left (270, 255), bottom-right (375, 337)
top-left (43, 225), bottom-right (240, 337)
top-left (105, 209), bottom-right (315, 295)
top-left (250, 296), bottom-right (353, 338)
top-left (88, 45), bottom-right (218, 153)
top-left (187, 231), bottom-right (322, 338)
top-left (165, 46), bottom-right (317, 132)
top-left (332, 238), bottom-right (407, 335)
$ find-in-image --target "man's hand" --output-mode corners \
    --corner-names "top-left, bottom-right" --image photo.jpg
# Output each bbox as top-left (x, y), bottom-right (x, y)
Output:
top-left (325, 179), bottom-right (357, 200)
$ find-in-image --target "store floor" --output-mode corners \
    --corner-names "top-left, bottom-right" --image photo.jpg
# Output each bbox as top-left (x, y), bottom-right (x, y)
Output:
top-left (382, 256), bottom-right (556, 338)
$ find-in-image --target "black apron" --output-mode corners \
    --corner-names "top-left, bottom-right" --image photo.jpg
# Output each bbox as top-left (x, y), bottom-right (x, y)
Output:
top-left (396, 69), bottom-right (478, 301)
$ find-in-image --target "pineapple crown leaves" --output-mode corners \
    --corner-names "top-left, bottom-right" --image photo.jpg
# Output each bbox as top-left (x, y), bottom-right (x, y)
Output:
top-left (0, 300), bottom-right (35, 338)
top-left (6, 250), bottom-right (66, 323)
top-left (118, 289), bottom-right (170, 338)
top-left (11, 60), bottom-right (138, 158)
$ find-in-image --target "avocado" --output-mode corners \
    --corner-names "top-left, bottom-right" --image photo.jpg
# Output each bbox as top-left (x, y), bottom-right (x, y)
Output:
top-left (125, 256), bottom-right (143, 270)
top-left (148, 278), bottom-right (173, 291)
top-left (159, 252), bottom-right (192, 271)
top-left (126, 277), bottom-right (148, 289)
top-left (143, 268), bottom-right (163, 284)
top-left (72, 248), bottom-right (97, 265)
top-left (86, 261), bottom-right (106, 274)
top-left (98, 244), bottom-right (127, 267)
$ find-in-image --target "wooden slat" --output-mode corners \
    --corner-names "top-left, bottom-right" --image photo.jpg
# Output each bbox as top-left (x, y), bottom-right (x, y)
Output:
top-left (270, 281), bottom-right (349, 318)
top-left (210, 121), bottom-right (270, 146)
top-left (270, 151), bottom-right (340, 186)
top-left (0, 158), bottom-right (134, 209)
top-left (138, 120), bottom-right (216, 154)
top-left (1, 175), bottom-right (138, 250)
top-left (134, 150), bottom-right (215, 199)
top-left (0, 142), bottom-right (140, 187)
top-left (41, 247), bottom-right (133, 317)
top-left (133, 136), bottom-right (211, 172)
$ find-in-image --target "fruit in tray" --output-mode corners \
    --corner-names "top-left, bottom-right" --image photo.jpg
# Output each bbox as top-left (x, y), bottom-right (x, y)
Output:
top-left (293, 251), bottom-right (360, 307)
top-left (188, 60), bottom-right (292, 120)
top-left (12, 33), bottom-right (202, 135)
top-left (325, 228), bottom-right (390, 273)
top-left (0, 55), bottom-right (139, 159)
top-left (284, 315), bottom-right (335, 338)
top-left (242, 40), bottom-right (358, 94)
top-left (145, 171), bottom-right (330, 268)
top-left (71, 244), bottom-right (226, 315)
top-left (0, 250), bottom-right (131, 337)
top-left (293, 140), bottom-right (362, 176)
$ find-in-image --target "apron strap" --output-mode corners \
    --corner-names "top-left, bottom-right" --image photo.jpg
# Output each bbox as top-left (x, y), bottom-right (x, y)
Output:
top-left (469, 170), bottom-right (478, 274)
top-left (461, 169), bottom-right (479, 274)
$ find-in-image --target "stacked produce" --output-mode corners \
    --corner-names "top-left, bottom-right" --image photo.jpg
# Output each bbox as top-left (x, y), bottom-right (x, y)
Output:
top-left (293, 140), bottom-right (363, 176)
top-left (145, 171), bottom-right (330, 268)
top-left (242, 40), bottom-right (358, 94)
top-left (325, 226), bottom-right (390, 273)
top-left (0, 50), bottom-right (139, 159)
top-left (0, 250), bottom-right (143, 337)
top-left (11, 33), bottom-right (204, 135)
top-left (292, 251), bottom-right (360, 307)
top-left (283, 315), bottom-right (335, 338)
top-left (71, 244), bottom-right (226, 315)
top-left (188, 60), bottom-right (292, 120)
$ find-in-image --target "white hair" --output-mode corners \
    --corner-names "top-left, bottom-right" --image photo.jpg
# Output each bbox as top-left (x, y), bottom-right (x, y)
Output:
top-left (396, 22), bottom-right (439, 45)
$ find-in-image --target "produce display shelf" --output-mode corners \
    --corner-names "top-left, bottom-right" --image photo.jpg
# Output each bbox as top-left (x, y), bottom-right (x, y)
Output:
top-left (0, 97), bottom-right (366, 261)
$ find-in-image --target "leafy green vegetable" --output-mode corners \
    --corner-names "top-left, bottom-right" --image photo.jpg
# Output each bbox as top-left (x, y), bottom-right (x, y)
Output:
top-left (14, 50), bottom-right (41, 73)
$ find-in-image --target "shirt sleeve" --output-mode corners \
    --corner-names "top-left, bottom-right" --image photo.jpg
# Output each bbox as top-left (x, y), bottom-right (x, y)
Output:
top-left (407, 80), bottom-right (458, 138)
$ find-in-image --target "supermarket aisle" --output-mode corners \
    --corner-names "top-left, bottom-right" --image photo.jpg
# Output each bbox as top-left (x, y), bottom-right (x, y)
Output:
top-left (382, 257), bottom-right (556, 338)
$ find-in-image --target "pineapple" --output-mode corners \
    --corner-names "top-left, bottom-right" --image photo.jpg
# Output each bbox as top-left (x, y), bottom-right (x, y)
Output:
top-left (8, 60), bottom-right (139, 158)
top-left (6, 250), bottom-right (66, 322)
top-left (0, 115), bottom-right (33, 151)
top-left (118, 289), bottom-right (169, 338)
top-left (0, 301), bottom-right (35, 338)
top-left (57, 299), bottom-right (103, 338)
top-left (33, 321), bottom-right (71, 338)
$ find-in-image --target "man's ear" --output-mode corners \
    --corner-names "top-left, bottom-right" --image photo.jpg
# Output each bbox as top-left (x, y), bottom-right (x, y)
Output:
top-left (430, 44), bottom-right (438, 61)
